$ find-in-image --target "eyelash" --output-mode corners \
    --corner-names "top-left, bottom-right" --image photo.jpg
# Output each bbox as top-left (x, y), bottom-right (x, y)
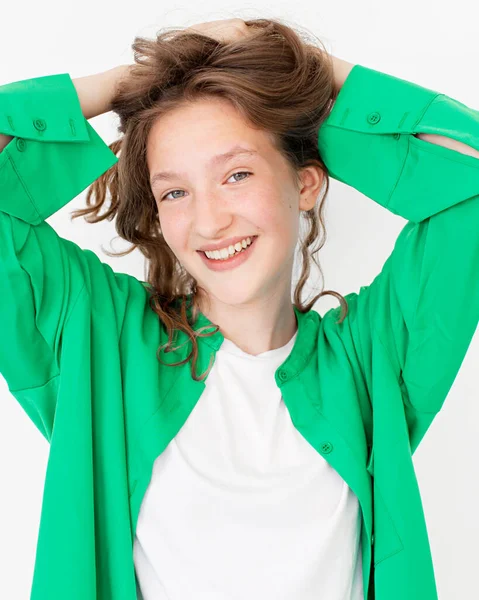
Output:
top-left (160, 171), bottom-right (253, 202)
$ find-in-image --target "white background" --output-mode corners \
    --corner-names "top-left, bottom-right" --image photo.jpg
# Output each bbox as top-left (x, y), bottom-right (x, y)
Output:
top-left (0, 1), bottom-right (478, 598)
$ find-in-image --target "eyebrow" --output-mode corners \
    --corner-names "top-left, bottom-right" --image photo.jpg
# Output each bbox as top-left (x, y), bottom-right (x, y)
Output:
top-left (149, 145), bottom-right (259, 187)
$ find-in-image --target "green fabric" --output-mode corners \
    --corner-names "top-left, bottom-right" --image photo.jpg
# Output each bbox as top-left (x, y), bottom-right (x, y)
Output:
top-left (0, 64), bottom-right (478, 600)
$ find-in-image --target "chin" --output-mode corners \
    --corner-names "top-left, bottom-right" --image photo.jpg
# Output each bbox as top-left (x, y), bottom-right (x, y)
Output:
top-left (199, 284), bottom-right (262, 310)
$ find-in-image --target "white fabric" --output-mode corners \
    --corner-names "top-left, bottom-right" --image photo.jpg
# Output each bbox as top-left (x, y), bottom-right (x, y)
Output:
top-left (133, 328), bottom-right (363, 600)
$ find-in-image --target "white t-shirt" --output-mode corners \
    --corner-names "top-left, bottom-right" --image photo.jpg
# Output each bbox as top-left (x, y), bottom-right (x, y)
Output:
top-left (133, 328), bottom-right (363, 600)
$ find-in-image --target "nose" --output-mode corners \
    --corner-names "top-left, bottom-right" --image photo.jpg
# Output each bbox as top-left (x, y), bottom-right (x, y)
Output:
top-left (193, 192), bottom-right (234, 238)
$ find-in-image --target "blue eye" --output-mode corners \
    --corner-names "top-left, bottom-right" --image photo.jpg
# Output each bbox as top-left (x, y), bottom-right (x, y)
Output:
top-left (161, 189), bottom-right (185, 201)
top-left (160, 171), bottom-right (252, 201)
top-left (228, 171), bottom-right (251, 183)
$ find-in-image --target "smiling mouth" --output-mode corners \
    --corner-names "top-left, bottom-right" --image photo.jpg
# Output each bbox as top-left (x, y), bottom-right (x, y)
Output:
top-left (197, 235), bottom-right (259, 270)
top-left (199, 236), bottom-right (257, 260)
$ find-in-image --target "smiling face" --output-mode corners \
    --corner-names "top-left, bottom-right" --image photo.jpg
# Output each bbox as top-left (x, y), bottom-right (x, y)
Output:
top-left (146, 95), bottom-right (324, 314)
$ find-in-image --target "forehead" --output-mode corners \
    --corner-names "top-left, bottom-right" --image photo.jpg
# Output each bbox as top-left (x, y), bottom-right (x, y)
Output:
top-left (147, 97), bottom-right (275, 159)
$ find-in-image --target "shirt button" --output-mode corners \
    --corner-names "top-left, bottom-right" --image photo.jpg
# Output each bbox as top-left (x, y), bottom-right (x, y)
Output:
top-left (33, 118), bottom-right (47, 131)
top-left (278, 369), bottom-right (288, 382)
top-left (16, 138), bottom-right (26, 152)
top-left (367, 112), bottom-right (381, 125)
top-left (320, 441), bottom-right (333, 454)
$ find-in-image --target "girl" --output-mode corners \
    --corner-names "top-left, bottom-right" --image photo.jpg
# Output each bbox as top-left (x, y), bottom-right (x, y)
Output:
top-left (0, 17), bottom-right (478, 600)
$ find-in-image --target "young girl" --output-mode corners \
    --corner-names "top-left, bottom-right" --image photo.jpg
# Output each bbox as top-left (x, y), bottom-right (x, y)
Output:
top-left (0, 17), bottom-right (478, 600)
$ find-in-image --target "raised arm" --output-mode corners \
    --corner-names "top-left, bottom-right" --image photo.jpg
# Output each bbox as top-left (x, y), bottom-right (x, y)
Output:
top-left (0, 64), bottom-right (130, 153)
top-left (330, 56), bottom-right (479, 159)
top-left (318, 62), bottom-right (479, 443)
top-left (0, 68), bottom-right (123, 438)
top-left (70, 64), bottom-right (131, 120)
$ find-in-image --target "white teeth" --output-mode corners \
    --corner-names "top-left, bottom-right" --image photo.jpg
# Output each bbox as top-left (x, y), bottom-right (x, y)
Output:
top-left (204, 237), bottom-right (253, 260)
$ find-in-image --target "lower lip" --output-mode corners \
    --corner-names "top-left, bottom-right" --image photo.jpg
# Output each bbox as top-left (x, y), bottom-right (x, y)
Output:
top-left (198, 236), bottom-right (258, 271)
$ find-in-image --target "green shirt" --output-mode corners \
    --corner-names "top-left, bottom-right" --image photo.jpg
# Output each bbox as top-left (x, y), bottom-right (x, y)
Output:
top-left (0, 63), bottom-right (478, 600)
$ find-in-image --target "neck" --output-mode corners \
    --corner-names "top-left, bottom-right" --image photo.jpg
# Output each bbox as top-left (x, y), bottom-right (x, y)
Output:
top-left (197, 291), bottom-right (298, 356)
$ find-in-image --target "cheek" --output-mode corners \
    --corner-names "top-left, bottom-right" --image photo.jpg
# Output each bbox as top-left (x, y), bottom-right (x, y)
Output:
top-left (158, 211), bottom-right (188, 249)
top-left (254, 193), bottom-right (298, 236)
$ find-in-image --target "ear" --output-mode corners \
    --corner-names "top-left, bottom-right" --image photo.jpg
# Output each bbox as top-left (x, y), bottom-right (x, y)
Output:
top-left (298, 165), bottom-right (325, 212)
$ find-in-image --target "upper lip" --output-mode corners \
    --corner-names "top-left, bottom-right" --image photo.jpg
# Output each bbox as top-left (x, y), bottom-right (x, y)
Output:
top-left (197, 235), bottom-right (257, 252)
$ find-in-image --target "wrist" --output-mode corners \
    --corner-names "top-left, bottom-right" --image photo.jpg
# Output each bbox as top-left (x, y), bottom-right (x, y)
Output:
top-left (106, 64), bottom-right (131, 111)
top-left (331, 56), bottom-right (354, 92)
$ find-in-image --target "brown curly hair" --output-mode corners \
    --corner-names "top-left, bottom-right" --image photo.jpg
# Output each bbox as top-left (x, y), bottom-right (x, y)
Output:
top-left (70, 17), bottom-right (348, 382)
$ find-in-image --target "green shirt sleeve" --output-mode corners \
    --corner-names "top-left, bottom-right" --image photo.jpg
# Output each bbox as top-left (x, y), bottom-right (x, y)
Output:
top-left (0, 73), bottom-right (119, 436)
top-left (0, 72), bottom-right (118, 223)
top-left (318, 64), bottom-right (479, 448)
